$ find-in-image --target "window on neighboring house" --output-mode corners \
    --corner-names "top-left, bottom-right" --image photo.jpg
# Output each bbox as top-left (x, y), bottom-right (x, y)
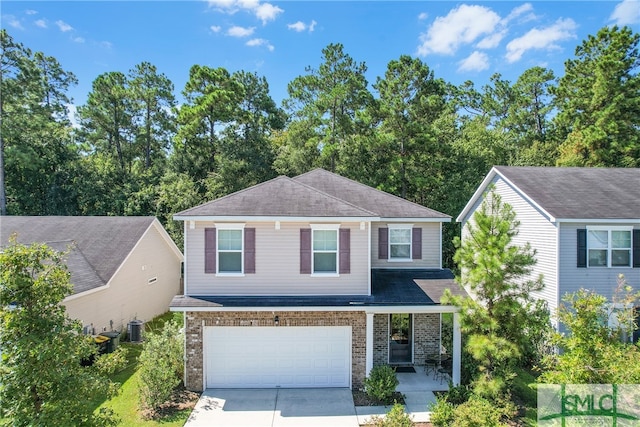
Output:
top-left (389, 226), bottom-right (412, 260)
top-left (313, 229), bottom-right (338, 273)
top-left (587, 227), bottom-right (632, 268)
top-left (218, 229), bottom-right (243, 273)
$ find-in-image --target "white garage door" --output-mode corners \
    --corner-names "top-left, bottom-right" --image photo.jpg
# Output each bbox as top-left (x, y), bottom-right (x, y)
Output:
top-left (205, 326), bottom-right (351, 388)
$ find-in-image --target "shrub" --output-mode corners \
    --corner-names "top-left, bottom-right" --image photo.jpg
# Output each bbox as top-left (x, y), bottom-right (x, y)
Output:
top-left (429, 397), bottom-right (455, 427)
top-left (369, 403), bottom-right (413, 427)
top-left (363, 365), bottom-right (399, 404)
top-left (138, 320), bottom-right (184, 412)
top-left (450, 395), bottom-right (514, 427)
top-left (93, 346), bottom-right (129, 376)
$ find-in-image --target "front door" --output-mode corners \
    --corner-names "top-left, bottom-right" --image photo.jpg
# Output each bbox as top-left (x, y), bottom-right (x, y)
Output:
top-left (389, 313), bottom-right (412, 364)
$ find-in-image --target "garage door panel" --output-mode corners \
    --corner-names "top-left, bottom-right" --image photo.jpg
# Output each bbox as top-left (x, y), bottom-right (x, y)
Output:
top-left (205, 326), bottom-right (351, 388)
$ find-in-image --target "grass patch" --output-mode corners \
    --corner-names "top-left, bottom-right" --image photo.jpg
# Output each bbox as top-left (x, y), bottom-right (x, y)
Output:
top-left (96, 311), bottom-right (195, 426)
top-left (512, 366), bottom-right (538, 426)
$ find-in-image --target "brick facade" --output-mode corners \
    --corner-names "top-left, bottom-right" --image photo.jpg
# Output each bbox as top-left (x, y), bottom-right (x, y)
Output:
top-left (372, 313), bottom-right (440, 368)
top-left (184, 310), bottom-right (366, 391)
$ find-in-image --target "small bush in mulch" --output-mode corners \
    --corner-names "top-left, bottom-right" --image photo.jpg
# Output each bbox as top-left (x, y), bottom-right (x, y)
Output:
top-left (141, 387), bottom-right (200, 420)
top-left (352, 389), bottom-right (405, 406)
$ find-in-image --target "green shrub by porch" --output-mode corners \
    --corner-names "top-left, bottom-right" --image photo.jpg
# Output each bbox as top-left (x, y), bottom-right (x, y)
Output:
top-left (363, 365), bottom-right (399, 404)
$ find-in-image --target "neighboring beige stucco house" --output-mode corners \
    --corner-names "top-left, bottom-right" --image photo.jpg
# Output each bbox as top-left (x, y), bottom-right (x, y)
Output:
top-left (1, 216), bottom-right (183, 334)
top-left (171, 169), bottom-right (463, 392)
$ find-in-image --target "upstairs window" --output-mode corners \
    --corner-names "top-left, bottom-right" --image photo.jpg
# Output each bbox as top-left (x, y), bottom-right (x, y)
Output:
top-left (313, 229), bottom-right (338, 273)
top-left (587, 227), bottom-right (632, 268)
top-left (389, 226), bottom-right (412, 260)
top-left (218, 229), bottom-right (243, 273)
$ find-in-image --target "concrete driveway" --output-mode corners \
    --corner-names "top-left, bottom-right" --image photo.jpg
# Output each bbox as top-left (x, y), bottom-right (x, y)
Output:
top-left (184, 388), bottom-right (359, 427)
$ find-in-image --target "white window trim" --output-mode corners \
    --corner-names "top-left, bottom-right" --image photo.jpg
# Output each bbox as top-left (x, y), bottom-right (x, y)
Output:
top-left (388, 224), bottom-right (413, 262)
top-left (310, 224), bottom-right (340, 277)
top-left (216, 223), bottom-right (246, 276)
top-left (586, 226), bottom-right (633, 268)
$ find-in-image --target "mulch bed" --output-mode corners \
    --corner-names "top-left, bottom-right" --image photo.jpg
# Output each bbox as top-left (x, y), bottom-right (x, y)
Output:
top-left (141, 387), bottom-right (200, 420)
top-left (352, 389), bottom-right (406, 406)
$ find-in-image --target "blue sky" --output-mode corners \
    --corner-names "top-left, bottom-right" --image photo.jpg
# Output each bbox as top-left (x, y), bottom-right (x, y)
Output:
top-left (2, 1), bottom-right (639, 110)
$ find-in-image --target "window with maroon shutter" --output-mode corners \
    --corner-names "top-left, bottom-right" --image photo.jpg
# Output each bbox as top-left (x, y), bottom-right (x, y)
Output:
top-left (204, 228), bottom-right (216, 273)
top-left (339, 228), bottom-right (350, 274)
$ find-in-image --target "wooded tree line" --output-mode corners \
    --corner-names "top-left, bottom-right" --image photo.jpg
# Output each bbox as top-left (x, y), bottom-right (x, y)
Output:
top-left (1, 26), bottom-right (638, 262)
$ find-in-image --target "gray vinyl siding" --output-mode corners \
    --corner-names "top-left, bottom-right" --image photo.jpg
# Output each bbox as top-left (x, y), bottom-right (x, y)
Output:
top-left (185, 221), bottom-right (369, 296)
top-left (371, 222), bottom-right (441, 268)
top-left (558, 223), bottom-right (640, 301)
top-left (460, 176), bottom-right (559, 315)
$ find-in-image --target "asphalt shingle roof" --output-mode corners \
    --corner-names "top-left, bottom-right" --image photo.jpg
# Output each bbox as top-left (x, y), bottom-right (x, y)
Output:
top-left (495, 166), bottom-right (640, 220)
top-left (0, 216), bottom-right (156, 295)
top-left (175, 169), bottom-right (450, 220)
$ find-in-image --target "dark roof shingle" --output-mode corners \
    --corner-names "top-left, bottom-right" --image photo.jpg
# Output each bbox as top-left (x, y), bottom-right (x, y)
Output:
top-left (495, 166), bottom-right (640, 219)
top-left (1, 216), bottom-right (156, 294)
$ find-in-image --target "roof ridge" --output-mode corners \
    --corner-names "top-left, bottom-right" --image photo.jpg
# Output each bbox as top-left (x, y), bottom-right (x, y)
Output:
top-left (290, 175), bottom-right (379, 216)
top-left (294, 168), bottom-right (450, 217)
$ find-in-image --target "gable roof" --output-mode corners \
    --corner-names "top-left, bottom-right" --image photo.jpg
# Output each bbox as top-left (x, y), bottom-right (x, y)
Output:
top-left (0, 216), bottom-right (182, 295)
top-left (175, 169), bottom-right (450, 222)
top-left (294, 169), bottom-right (450, 221)
top-left (457, 166), bottom-right (640, 222)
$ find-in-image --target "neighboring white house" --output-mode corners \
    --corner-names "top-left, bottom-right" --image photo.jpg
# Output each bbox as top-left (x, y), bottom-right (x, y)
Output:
top-left (457, 166), bottom-right (640, 322)
top-left (1, 216), bottom-right (183, 334)
top-left (170, 168), bottom-right (464, 391)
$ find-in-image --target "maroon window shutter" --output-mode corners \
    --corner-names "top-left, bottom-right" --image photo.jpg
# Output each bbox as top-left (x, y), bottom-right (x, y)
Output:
top-left (412, 227), bottom-right (422, 260)
top-left (378, 227), bottom-right (388, 259)
top-left (339, 228), bottom-right (351, 274)
top-left (633, 229), bottom-right (640, 268)
top-left (244, 228), bottom-right (256, 274)
top-left (204, 228), bottom-right (216, 274)
top-left (300, 228), bottom-right (311, 274)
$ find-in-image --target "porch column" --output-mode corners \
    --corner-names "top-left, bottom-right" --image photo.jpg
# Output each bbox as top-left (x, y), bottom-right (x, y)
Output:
top-left (365, 312), bottom-right (374, 375)
top-left (452, 312), bottom-right (461, 385)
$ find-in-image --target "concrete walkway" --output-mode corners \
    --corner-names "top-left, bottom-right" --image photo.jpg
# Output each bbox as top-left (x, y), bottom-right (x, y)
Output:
top-left (185, 368), bottom-right (446, 426)
top-left (185, 388), bottom-right (359, 427)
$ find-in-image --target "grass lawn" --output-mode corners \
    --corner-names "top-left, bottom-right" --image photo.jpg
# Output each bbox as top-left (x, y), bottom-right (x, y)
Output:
top-left (96, 311), bottom-right (197, 426)
top-left (512, 366), bottom-right (538, 426)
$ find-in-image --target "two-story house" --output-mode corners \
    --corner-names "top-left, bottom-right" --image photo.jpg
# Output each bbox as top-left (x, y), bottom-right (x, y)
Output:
top-left (170, 169), bottom-right (462, 391)
top-left (457, 166), bottom-right (640, 323)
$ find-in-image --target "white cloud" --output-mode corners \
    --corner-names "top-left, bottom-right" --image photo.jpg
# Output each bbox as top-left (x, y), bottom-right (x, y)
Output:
top-left (55, 20), bottom-right (73, 32)
top-left (503, 3), bottom-right (535, 24)
top-left (287, 19), bottom-right (316, 32)
top-left (72, 36), bottom-right (85, 43)
top-left (3, 15), bottom-right (24, 30)
top-left (35, 19), bottom-right (47, 28)
top-left (477, 30), bottom-right (506, 49)
top-left (208, 0), bottom-right (282, 24)
top-left (458, 51), bottom-right (490, 72)
top-left (210, 25), bottom-right (222, 33)
top-left (288, 21), bottom-right (306, 32)
top-left (418, 12), bottom-right (428, 20)
top-left (505, 18), bottom-right (577, 63)
top-left (25, 9), bottom-right (38, 15)
top-left (100, 41), bottom-right (113, 49)
top-left (255, 3), bottom-right (283, 24)
top-left (66, 104), bottom-right (80, 129)
top-left (227, 25), bottom-right (255, 37)
top-left (246, 38), bottom-right (274, 51)
top-left (609, 0), bottom-right (640, 25)
top-left (417, 4), bottom-right (501, 56)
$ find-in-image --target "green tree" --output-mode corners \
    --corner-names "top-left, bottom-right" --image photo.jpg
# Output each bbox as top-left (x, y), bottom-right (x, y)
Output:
top-left (129, 61), bottom-right (176, 171)
top-left (445, 188), bottom-right (548, 396)
top-left (0, 238), bottom-right (117, 426)
top-left (554, 25), bottom-right (640, 167)
top-left (284, 43), bottom-right (372, 171)
top-left (540, 276), bottom-right (640, 384)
